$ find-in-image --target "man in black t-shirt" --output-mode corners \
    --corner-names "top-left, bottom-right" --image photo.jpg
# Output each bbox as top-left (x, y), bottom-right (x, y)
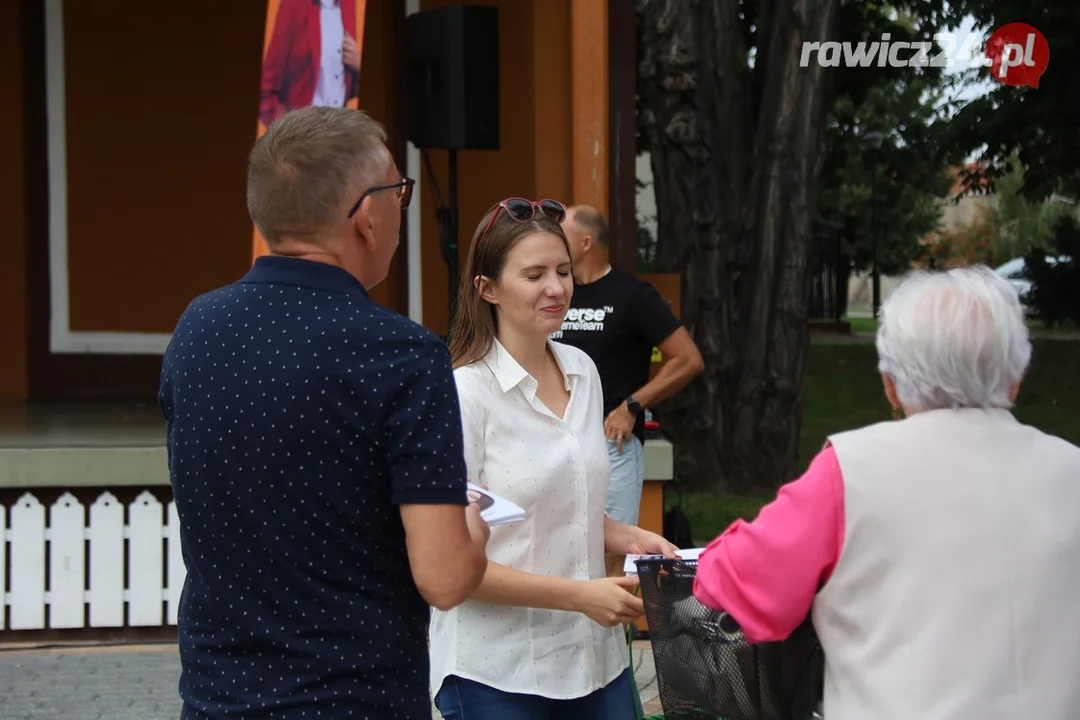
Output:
top-left (555, 205), bottom-right (704, 530)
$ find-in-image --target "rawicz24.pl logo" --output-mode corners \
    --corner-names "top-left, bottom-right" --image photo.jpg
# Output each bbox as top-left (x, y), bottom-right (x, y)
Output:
top-left (800, 22), bottom-right (1049, 88)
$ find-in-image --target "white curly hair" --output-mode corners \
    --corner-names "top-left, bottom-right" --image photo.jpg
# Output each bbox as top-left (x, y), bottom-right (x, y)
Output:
top-left (875, 264), bottom-right (1032, 412)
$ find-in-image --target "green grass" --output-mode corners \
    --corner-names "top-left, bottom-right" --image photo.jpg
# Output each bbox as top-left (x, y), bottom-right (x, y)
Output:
top-left (667, 339), bottom-right (1080, 543)
top-left (845, 316), bottom-right (878, 334)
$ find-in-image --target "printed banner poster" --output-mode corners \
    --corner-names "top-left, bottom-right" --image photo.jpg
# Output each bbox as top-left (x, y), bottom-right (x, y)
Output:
top-left (252, 0), bottom-right (368, 261)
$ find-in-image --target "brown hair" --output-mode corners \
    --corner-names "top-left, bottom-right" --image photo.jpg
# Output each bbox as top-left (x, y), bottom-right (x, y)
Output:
top-left (246, 106), bottom-right (388, 245)
top-left (447, 202), bottom-right (571, 368)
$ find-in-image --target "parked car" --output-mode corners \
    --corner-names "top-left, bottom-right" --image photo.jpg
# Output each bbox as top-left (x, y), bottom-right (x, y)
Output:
top-left (993, 255), bottom-right (1071, 313)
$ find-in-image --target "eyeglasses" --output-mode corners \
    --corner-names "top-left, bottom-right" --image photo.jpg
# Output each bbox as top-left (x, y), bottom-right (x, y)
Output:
top-left (347, 177), bottom-right (416, 218)
top-left (477, 198), bottom-right (567, 245)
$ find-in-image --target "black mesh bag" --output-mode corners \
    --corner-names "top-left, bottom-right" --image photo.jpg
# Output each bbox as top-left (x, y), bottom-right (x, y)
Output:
top-left (636, 558), bottom-right (825, 720)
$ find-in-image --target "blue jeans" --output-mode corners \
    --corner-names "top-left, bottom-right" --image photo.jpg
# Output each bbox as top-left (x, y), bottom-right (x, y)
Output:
top-left (605, 436), bottom-right (645, 525)
top-left (434, 668), bottom-right (636, 720)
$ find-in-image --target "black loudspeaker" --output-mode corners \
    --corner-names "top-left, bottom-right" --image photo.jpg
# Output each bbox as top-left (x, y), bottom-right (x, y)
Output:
top-left (406, 5), bottom-right (500, 151)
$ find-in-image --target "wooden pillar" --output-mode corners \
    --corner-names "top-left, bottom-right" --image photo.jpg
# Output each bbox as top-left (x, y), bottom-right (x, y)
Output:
top-left (582, 0), bottom-right (610, 575)
top-left (570, 0), bottom-right (608, 215)
top-left (607, 4), bottom-right (638, 274)
top-left (0, 0), bottom-right (29, 398)
top-left (531, 0), bottom-right (573, 201)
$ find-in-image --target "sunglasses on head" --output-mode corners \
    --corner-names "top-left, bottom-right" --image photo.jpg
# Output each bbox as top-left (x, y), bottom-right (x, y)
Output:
top-left (477, 198), bottom-right (567, 245)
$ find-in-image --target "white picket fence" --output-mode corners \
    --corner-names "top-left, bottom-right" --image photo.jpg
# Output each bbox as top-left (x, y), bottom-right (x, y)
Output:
top-left (0, 490), bottom-right (185, 631)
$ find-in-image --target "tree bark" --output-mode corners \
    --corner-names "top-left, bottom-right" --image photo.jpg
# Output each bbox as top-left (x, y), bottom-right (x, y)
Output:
top-left (638, 0), bottom-right (839, 493)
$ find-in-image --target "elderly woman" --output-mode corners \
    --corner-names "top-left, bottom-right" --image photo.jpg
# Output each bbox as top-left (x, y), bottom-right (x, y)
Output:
top-left (693, 265), bottom-right (1080, 719)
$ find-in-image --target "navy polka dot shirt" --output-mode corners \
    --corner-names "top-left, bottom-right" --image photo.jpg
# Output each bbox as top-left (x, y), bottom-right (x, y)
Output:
top-left (159, 256), bottom-right (468, 719)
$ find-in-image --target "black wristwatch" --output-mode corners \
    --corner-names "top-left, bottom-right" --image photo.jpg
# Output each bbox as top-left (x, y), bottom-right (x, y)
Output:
top-left (625, 396), bottom-right (643, 416)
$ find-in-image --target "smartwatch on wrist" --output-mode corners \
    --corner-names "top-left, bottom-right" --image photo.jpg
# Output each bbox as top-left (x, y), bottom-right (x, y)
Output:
top-left (625, 396), bottom-right (643, 416)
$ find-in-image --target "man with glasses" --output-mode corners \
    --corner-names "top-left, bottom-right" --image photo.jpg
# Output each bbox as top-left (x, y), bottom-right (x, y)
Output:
top-left (159, 106), bottom-right (489, 719)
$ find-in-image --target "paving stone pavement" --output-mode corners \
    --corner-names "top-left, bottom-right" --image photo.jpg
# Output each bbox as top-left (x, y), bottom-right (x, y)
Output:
top-left (0, 641), bottom-right (660, 720)
top-left (0, 645), bottom-right (183, 720)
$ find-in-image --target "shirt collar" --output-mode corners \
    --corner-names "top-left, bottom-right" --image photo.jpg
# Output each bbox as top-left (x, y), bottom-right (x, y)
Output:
top-left (484, 338), bottom-right (587, 394)
top-left (239, 255), bottom-right (369, 299)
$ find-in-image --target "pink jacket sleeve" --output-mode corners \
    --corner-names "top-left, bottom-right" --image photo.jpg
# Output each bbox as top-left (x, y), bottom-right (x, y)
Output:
top-left (692, 444), bottom-right (845, 643)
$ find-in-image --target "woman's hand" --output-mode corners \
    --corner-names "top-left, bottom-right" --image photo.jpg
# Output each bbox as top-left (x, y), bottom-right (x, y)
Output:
top-left (604, 515), bottom-right (680, 557)
top-left (570, 576), bottom-right (645, 627)
top-left (625, 527), bottom-right (680, 557)
top-left (463, 501), bottom-right (490, 549)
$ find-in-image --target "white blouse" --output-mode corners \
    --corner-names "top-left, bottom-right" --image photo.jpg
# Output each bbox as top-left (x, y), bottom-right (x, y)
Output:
top-left (428, 338), bottom-right (628, 700)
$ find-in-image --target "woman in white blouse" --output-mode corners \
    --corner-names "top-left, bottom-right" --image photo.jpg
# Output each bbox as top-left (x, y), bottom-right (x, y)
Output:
top-left (430, 198), bottom-right (678, 719)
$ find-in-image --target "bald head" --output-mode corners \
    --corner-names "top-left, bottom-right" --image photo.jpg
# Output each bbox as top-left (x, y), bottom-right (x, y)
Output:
top-left (566, 204), bottom-right (610, 247)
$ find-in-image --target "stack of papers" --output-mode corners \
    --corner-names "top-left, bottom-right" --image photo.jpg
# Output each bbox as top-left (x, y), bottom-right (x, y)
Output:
top-left (467, 483), bottom-right (526, 527)
top-left (624, 547), bottom-right (706, 575)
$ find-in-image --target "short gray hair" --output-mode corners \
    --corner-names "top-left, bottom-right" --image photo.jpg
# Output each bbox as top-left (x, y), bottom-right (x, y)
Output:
top-left (247, 106), bottom-right (388, 243)
top-left (876, 265), bottom-right (1032, 412)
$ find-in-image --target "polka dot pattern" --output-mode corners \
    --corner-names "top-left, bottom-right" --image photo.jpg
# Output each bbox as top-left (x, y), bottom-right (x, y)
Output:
top-left (160, 256), bottom-right (468, 718)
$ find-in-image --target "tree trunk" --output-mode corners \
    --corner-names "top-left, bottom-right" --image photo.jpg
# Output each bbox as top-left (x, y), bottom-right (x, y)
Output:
top-left (638, 0), bottom-right (839, 494)
top-left (836, 256), bottom-right (852, 319)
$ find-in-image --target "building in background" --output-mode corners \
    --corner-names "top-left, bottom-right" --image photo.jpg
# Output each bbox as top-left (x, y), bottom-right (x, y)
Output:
top-left (0, 0), bottom-right (637, 402)
top-left (0, 0), bottom-right (681, 640)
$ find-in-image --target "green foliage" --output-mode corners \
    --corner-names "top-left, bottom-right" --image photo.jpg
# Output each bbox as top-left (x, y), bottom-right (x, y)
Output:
top-left (638, 0), bottom-right (1080, 270)
top-left (940, 4), bottom-right (1080, 201)
top-left (636, 215), bottom-right (657, 272)
top-left (639, 2), bottom-right (1080, 267)
top-left (633, 174), bottom-right (657, 271)
top-left (641, 0), bottom-right (961, 272)
top-left (1024, 216), bottom-right (1080, 327)
top-left (927, 211), bottom-right (998, 266)
top-left (634, 0), bottom-right (1080, 493)
top-left (668, 338), bottom-right (1080, 542)
top-left (991, 154), bottom-right (1079, 259)
top-left (817, 4), bottom-right (959, 274)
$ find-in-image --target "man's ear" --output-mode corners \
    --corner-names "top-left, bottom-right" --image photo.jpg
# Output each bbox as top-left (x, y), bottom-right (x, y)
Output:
top-left (580, 234), bottom-right (594, 254)
top-left (351, 200), bottom-right (377, 251)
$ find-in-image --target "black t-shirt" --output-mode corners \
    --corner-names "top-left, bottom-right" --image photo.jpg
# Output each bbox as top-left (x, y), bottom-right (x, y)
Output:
top-left (554, 268), bottom-right (681, 442)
